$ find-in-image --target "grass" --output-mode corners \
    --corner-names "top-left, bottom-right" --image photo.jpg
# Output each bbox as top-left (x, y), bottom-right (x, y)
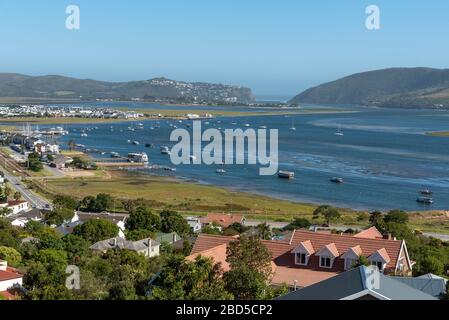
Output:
top-left (426, 131), bottom-right (449, 137)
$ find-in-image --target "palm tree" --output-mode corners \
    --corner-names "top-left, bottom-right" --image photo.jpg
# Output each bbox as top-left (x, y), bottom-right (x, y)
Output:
top-left (257, 222), bottom-right (271, 240)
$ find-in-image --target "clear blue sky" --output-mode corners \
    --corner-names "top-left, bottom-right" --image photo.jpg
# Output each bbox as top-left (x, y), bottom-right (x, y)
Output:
top-left (1, 0), bottom-right (449, 97)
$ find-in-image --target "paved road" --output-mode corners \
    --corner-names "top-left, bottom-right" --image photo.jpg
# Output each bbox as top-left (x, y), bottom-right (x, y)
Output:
top-left (2, 169), bottom-right (51, 209)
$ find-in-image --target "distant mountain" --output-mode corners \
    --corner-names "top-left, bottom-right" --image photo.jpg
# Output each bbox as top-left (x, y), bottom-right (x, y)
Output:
top-left (0, 73), bottom-right (255, 103)
top-left (290, 68), bottom-right (449, 108)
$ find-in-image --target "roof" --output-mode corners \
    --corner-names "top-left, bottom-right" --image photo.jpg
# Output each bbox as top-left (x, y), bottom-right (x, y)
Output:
top-left (56, 221), bottom-right (83, 235)
top-left (90, 236), bottom-right (160, 251)
top-left (288, 229), bottom-right (403, 271)
top-left (200, 214), bottom-right (244, 228)
top-left (187, 243), bottom-right (230, 271)
top-left (354, 226), bottom-right (384, 239)
top-left (7, 200), bottom-right (28, 207)
top-left (155, 232), bottom-right (181, 244)
top-left (390, 275), bottom-right (447, 298)
top-left (276, 266), bottom-right (437, 300)
top-left (13, 208), bottom-right (43, 220)
top-left (0, 266), bottom-right (23, 282)
top-left (76, 211), bottom-right (127, 224)
top-left (190, 234), bottom-right (236, 255)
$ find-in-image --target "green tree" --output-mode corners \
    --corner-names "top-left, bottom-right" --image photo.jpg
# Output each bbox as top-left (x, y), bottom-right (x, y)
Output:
top-left (151, 255), bottom-right (232, 300)
top-left (160, 210), bottom-right (190, 235)
top-left (74, 219), bottom-right (119, 243)
top-left (126, 229), bottom-right (155, 241)
top-left (13, 191), bottom-right (21, 201)
top-left (28, 152), bottom-right (43, 172)
top-left (283, 218), bottom-right (311, 231)
top-left (62, 234), bottom-right (91, 263)
top-left (0, 246), bottom-right (22, 267)
top-left (384, 209), bottom-right (409, 224)
top-left (53, 195), bottom-right (79, 210)
top-left (313, 205), bottom-right (341, 225)
top-left (125, 206), bottom-right (161, 232)
top-left (44, 208), bottom-right (74, 226)
top-left (223, 267), bottom-right (268, 300)
top-left (256, 222), bottom-right (271, 240)
top-left (416, 256), bottom-right (444, 275)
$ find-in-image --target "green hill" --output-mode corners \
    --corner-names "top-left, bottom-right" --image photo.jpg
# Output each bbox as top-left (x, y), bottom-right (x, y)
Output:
top-left (290, 67), bottom-right (449, 108)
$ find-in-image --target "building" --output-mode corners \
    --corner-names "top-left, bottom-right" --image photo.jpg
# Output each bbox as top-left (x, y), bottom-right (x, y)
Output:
top-left (90, 237), bottom-right (160, 258)
top-left (389, 273), bottom-right (448, 298)
top-left (155, 232), bottom-right (181, 244)
top-left (8, 208), bottom-right (43, 227)
top-left (275, 266), bottom-right (436, 300)
top-left (0, 260), bottom-right (23, 300)
top-left (0, 200), bottom-right (29, 215)
top-left (200, 213), bottom-right (245, 230)
top-left (188, 227), bottom-right (413, 289)
top-left (186, 217), bottom-right (202, 233)
top-left (72, 211), bottom-right (127, 238)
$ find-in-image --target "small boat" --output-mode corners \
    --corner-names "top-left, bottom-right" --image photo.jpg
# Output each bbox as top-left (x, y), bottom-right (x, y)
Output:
top-left (216, 169), bottom-right (226, 174)
top-left (244, 123), bottom-right (250, 127)
top-left (278, 170), bottom-right (295, 179)
top-left (416, 197), bottom-right (433, 204)
top-left (330, 177), bottom-right (344, 184)
top-left (160, 146), bottom-right (171, 155)
top-left (110, 152), bottom-right (120, 158)
top-left (260, 125), bottom-right (267, 129)
top-left (289, 120), bottom-right (296, 131)
top-left (132, 141), bottom-right (140, 145)
top-left (127, 139), bottom-right (131, 143)
top-left (335, 126), bottom-right (344, 136)
top-left (145, 143), bottom-right (155, 148)
top-left (81, 133), bottom-right (88, 137)
top-left (420, 188), bottom-right (433, 196)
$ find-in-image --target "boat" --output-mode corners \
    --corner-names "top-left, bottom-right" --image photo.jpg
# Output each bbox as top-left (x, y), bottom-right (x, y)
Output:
top-left (278, 170), bottom-right (295, 179)
top-left (416, 197), bottom-right (433, 204)
top-left (160, 146), bottom-right (171, 155)
top-left (216, 169), bottom-right (226, 174)
top-left (335, 126), bottom-right (344, 136)
top-left (127, 152), bottom-right (149, 164)
top-left (132, 141), bottom-right (140, 145)
top-left (260, 125), bottom-right (267, 129)
top-left (244, 123), bottom-right (250, 127)
top-left (330, 177), bottom-right (344, 184)
top-left (145, 143), bottom-right (155, 148)
top-left (189, 155), bottom-right (197, 161)
top-left (81, 133), bottom-right (88, 137)
top-left (110, 152), bottom-right (120, 158)
top-left (420, 188), bottom-right (433, 196)
top-left (289, 120), bottom-right (296, 131)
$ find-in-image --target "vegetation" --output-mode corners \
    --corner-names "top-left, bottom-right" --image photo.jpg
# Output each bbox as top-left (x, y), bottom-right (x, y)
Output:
top-left (313, 205), bottom-right (341, 225)
top-left (27, 152), bottom-right (43, 172)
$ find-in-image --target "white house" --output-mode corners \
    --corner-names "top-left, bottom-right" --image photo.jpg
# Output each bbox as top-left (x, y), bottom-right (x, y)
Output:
top-left (187, 217), bottom-right (202, 233)
top-left (73, 211), bottom-right (127, 238)
top-left (90, 237), bottom-right (160, 258)
top-left (0, 260), bottom-right (23, 297)
top-left (0, 200), bottom-right (29, 215)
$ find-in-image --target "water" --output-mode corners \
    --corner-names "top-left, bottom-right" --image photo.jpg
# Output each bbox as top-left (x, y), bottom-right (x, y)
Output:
top-left (11, 103), bottom-right (449, 211)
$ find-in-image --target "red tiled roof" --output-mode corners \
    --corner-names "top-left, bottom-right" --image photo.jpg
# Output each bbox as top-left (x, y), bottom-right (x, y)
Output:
top-left (289, 229), bottom-right (402, 270)
top-left (187, 243), bottom-right (230, 271)
top-left (350, 245), bottom-right (362, 256)
top-left (372, 248), bottom-right (391, 263)
top-left (0, 267), bottom-right (23, 282)
top-left (200, 214), bottom-right (244, 228)
top-left (354, 226), bottom-right (383, 239)
top-left (190, 234), bottom-right (236, 255)
top-left (7, 200), bottom-right (27, 207)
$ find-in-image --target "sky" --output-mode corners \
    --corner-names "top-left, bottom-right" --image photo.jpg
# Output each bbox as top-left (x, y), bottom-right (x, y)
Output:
top-left (0, 0), bottom-right (449, 97)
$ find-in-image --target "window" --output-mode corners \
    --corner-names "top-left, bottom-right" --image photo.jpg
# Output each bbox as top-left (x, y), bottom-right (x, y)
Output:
top-left (371, 261), bottom-right (384, 271)
top-left (320, 256), bottom-right (332, 268)
top-left (295, 253), bottom-right (307, 265)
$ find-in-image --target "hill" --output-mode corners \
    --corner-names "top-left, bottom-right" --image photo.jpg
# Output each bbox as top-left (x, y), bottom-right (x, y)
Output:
top-left (290, 68), bottom-right (449, 108)
top-left (0, 73), bottom-right (255, 103)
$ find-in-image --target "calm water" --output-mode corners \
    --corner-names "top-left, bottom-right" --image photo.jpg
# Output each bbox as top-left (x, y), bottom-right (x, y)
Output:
top-left (14, 103), bottom-right (449, 211)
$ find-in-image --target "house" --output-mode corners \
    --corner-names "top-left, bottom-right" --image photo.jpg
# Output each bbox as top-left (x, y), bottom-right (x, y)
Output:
top-left (188, 227), bottom-right (413, 289)
top-left (90, 237), bottom-right (160, 258)
top-left (8, 208), bottom-right (43, 227)
top-left (55, 220), bottom-right (83, 236)
top-left (0, 260), bottom-right (23, 300)
top-left (73, 211), bottom-right (127, 238)
top-left (155, 232), bottom-right (184, 250)
top-left (200, 213), bottom-right (245, 230)
top-left (50, 155), bottom-right (73, 169)
top-left (275, 266), bottom-right (436, 300)
top-left (389, 273), bottom-right (448, 298)
top-left (0, 200), bottom-right (29, 215)
top-left (186, 217), bottom-right (202, 233)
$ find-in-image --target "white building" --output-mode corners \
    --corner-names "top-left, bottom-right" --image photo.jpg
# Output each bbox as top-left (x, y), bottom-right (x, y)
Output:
top-left (0, 200), bottom-right (29, 215)
top-left (0, 260), bottom-right (23, 295)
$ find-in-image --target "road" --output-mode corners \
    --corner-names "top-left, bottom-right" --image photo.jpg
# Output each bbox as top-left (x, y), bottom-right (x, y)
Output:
top-left (2, 169), bottom-right (51, 209)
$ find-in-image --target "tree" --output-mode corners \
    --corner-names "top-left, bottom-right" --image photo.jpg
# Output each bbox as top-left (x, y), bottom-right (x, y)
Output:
top-left (53, 195), bottom-right (79, 210)
top-left (62, 234), bottom-right (91, 263)
top-left (283, 218), bottom-right (311, 231)
top-left (353, 255), bottom-right (370, 268)
top-left (74, 219), bottom-right (119, 243)
top-left (150, 255), bottom-right (232, 300)
top-left (313, 205), bottom-right (341, 225)
top-left (384, 209), bottom-right (409, 224)
top-left (13, 191), bottom-right (21, 201)
top-left (416, 256), bottom-right (444, 275)
top-left (81, 194), bottom-right (113, 212)
top-left (0, 246), bottom-right (22, 267)
top-left (369, 211), bottom-right (384, 229)
top-left (222, 236), bottom-right (273, 300)
top-left (256, 223), bottom-right (271, 240)
top-left (126, 229), bottom-right (155, 241)
top-left (28, 152), bottom-right (43, 172)
top-left (160, 210), bottom-right (190, 235)
top-left (125, 206), bottom-right (161, 232)
top-left (3, 185), bottom-right (12, 198)
top-left (44, 208), bottom-right (74, 226)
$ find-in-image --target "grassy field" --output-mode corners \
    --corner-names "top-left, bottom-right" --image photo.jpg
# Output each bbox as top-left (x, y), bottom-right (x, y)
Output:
top-left (426, 131), bottom-right (449, 137)
top-left (27, 170), bottom-right (449, 234)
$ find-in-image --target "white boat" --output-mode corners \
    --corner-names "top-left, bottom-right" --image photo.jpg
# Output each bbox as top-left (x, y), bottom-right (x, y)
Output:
top-left (278, 170), bottom-right (295, 179)
top-left (244, 123), bottom-right (250, 127)
top-left (216, 169), bottom-right (226, 174)
top-left (160, 146), bottom-right (171, 155)
top-left (81, 133), bottom-right (88, 137)
top-left (128, 152), bottom-right (149, 164)
top-left (289, 120), bottom-right (296, 131)
top-left (132, 141), bottom-right (140, 145)
top-left (335, 126), bottom-right (344, 136)
top-left (260, 125), bottom-right (267, 129)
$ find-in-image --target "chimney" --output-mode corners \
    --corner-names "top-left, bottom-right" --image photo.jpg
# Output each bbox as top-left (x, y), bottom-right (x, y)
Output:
top-left (173, 233), bottom-right (177, 243)
top-left (383, 233), bottom-right (393, 240)
top-left (0, 260), bottom-right (7, 271)
top-left (293, 280), bottom-right (298, 291)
